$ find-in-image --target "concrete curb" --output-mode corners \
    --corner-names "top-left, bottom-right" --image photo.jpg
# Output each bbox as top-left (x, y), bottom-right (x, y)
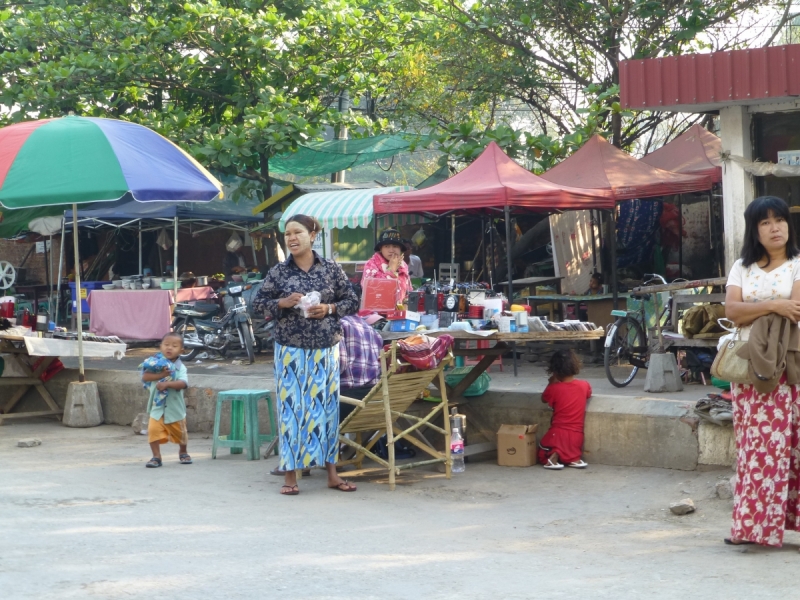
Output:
top-left (14, 369), bottom-right (735, 470)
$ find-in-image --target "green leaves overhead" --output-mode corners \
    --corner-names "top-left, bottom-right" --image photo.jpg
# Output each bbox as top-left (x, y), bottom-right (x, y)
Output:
top-left (0, 0), bottom-right (415, 193)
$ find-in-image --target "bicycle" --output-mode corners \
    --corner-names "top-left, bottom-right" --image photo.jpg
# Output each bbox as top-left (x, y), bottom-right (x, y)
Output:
top-left (603, 273), bottom-right (674, 387)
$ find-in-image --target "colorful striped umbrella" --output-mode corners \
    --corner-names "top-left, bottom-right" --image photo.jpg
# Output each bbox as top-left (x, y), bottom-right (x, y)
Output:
top-left (0, 116), bottom-right (222, 209)
top-left (0, 116), bottom-right (221, 383)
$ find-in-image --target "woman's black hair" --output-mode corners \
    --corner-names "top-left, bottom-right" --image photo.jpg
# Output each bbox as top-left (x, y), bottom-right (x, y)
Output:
top-left (285, 214), bottom-right (322, 234)
top-left (740, 196), bottom-right (799, 267)
top-left (546, 349), bottom-right (581, 379)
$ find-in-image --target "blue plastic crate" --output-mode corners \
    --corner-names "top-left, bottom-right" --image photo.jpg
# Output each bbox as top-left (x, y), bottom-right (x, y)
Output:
top-left (388, 319), bottom-right (420, 332)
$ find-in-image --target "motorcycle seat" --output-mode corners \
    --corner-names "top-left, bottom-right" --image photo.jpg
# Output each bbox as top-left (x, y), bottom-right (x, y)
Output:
top-left (190, 303), bottom-right (219, 314)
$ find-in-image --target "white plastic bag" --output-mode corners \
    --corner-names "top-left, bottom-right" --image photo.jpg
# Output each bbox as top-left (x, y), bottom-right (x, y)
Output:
top-left (297, 291), bottom-right (321, 318)
top-left (226, 233), bottom-right (243, 253)
top-left (156, 228), bottom-right (173, 250)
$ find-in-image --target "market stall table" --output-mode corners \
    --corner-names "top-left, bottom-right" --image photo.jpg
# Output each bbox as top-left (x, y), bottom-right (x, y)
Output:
top-left (88, 289), bottom-right (173, 340)
top-left (381, 329), bottom-right (605, 400)
top-left (522, 293), bottom-right (630, 329)
top-left (0, 334), bottom-right (126, 424)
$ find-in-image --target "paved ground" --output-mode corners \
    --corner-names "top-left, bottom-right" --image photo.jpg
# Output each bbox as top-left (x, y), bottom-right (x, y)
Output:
top-left (60, 346), bottom-right (711, 403)
top-left (1, 421), bottom-right (796, 599)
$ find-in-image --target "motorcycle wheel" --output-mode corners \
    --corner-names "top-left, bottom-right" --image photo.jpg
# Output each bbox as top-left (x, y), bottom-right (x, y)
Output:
top-left (239, 322), bottom-right (256, 365)
top-left (173, 318), bottom-right (200, 361)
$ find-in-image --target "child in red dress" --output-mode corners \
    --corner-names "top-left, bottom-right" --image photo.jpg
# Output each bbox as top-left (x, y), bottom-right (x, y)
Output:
top-left (538, 349), bottom-right (592, 470)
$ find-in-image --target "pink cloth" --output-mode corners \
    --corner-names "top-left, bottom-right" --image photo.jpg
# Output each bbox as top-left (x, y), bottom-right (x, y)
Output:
top-left (176, 287), bottom-right (214, 302)
top-left (88, 290), bottom-right (173, 340)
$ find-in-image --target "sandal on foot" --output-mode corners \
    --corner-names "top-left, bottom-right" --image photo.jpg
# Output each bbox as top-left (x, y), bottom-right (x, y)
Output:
top-left (543, 457), bottom-right (564, 470)
top-left (329, 480), bottom-right (357, 492)
top-left (567, 460), bottom-right (588, 469)
top-left (179, 453), bottom-right (193, 465)
top-left (146, 457), bottom-right (162, 468)
top-left (280, 484), bottom-right (299, 495)
top-left (724, 538), bottom-right (754, 545)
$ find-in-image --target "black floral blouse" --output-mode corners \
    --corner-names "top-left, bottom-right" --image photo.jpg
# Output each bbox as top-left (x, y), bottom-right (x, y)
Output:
top-left (253, 252), bottom-right (359, 349)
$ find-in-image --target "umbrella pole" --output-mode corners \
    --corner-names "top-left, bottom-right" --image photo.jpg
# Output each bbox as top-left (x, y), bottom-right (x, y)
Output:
top-left (72, 204), bottom-right (85, 382)
top-left (138, 220), bottom-right (142, 275)
top-left (173, 217), bottom-right (179, 302)
top-left (55, 216), bottom-right (66, 326)
top-left (610, 207), bottom-right (619, 310)
top-left (504, 206), bottom-right (518, 377)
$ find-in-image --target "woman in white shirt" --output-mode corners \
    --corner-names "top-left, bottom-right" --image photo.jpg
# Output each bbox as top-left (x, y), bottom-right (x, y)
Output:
top-left (724, 196), bottom-right (800, 548)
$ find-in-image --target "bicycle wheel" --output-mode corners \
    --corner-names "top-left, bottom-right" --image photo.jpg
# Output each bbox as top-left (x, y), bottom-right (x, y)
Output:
top-left (604, 317), bottom-right (646, 388)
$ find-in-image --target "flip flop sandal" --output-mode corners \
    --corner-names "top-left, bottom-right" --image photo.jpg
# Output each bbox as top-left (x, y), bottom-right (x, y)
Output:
top-left (146, 457), bottom-right (162, 468)
top-left (543, 458), bottom-right (564, 470)
top-left (724, 538), bottom-right (754, 546)
top-left (280, 485), bottom-right (299, 496)
top-left (329, 480), bottom-right (357, 492)
top-left (567, 460), bottom-right (588, 468)
top-left (179, 453), bottom-right (193, 464)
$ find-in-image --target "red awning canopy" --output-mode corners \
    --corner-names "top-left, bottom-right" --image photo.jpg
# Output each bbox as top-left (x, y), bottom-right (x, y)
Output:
top-left (373, 141), bottom-right (614, 216)
top-left (540, 135), bottom-right (712, 200)
top-left (639, 125), bottom-right (722, 184)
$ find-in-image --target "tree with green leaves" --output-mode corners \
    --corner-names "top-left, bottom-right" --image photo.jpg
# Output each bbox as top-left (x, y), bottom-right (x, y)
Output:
top-left (392, 0), bottom-right (772, 163)
top-left (0, 0), bottom-right (415, 199)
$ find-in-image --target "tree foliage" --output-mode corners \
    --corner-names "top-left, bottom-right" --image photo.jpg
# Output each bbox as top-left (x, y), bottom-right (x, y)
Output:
top-left (0, 0), bottom-right (415, 197)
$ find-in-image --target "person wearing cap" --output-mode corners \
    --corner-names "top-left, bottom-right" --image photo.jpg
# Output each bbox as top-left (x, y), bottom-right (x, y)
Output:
top-left (363, 228), bottom-right (412, 302)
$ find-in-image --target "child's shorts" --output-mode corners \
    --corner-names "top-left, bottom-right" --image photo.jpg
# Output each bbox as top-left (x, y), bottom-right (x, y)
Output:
top-left (148, 417), bottom-right (188, 445)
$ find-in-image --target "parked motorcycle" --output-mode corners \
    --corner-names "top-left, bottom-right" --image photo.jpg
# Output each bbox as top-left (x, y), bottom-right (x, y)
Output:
top-left (172, 283), bottom-right (257, 364)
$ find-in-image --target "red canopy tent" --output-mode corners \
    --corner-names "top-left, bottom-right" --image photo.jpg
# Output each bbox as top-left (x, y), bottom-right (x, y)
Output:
top-left (540, 134), bottom-right (712, 199)
top-left (639, 124), bottom-right (722, 183)
top-left (373, 141), bottom-right (614, 308)
top-left (540, 134), bottom-right (713, 303)
top-left (373, 141), bottom-right (614, 214)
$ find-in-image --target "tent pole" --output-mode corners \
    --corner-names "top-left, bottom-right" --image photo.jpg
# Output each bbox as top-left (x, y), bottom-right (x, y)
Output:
top-left (55, 216), bottom-right (66, 326)
top-left (481, 216), bottom-right (487, 284)
top-left (678, 195), bottom-right (683, 279)
top-left (45, 235), bottom-right (52, 319)
top-left (504, 206), bottom-right (518, 377)
top-left (173, 217), bottom-right (179, 302)
top-left (610, 207), bottom-right (619, 310)
top-left (451, 214), bottom-right (456, 267)
top-left (72, 204), bottom-right (85, 382)
top-left (138, 220), bottom-right (142, 275)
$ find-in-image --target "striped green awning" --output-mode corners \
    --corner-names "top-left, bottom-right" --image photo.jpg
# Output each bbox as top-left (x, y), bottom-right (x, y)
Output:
top-left (279, 186), bottom-right (426, 231)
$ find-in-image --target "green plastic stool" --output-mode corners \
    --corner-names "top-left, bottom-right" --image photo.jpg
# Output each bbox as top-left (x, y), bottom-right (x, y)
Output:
top-left (212, 389), bottom-right (276, 460)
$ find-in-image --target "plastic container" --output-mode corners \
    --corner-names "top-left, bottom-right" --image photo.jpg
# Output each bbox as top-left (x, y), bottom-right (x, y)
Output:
top-left (420, 314), bottom-right (439, 330)
top-left (0, 297), bottom-right (15, 319)
top-left (388, 318), bottom-right (420, 332)
top-left (450, 428), bottom-right (465, 473)
top-left (445, 366), bottom-right (491, 397)
top-left (68, 281), bottom-right (111, 313)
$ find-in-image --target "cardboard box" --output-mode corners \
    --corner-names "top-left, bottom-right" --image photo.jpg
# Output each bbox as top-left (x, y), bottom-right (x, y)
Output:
top-left (387, 309), bottom-right (421, 322)
top-left (496, 424), bottom-right (538, 467)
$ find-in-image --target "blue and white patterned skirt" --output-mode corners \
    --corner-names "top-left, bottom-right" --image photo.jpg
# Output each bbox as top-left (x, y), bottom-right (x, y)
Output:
top-left (274, 342), bottom-right (340, 471)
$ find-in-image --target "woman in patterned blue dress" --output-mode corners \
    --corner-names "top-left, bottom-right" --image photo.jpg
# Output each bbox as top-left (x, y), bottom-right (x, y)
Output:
top-left (253, 214), bottom-right (360, 495)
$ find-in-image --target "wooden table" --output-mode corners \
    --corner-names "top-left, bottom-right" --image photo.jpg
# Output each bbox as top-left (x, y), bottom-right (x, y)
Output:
top-left (382, 329), bottom-right (605, 400)
top-left (0, 335), bottom-right (62, 425)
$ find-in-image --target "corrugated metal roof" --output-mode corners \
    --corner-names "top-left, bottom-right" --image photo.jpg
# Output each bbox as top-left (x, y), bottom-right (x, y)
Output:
top-left (620, 44), bottom-right (800, 112)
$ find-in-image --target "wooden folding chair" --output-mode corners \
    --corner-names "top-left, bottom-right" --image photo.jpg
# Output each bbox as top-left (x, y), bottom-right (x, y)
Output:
top-left (337, 341), bottom-right (453, 490)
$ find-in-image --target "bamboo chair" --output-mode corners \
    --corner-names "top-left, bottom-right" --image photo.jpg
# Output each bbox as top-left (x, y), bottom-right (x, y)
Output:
top-left (338, 341), bottom-right (453, 490)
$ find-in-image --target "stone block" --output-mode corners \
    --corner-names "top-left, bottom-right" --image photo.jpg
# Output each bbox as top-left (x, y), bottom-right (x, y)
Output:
top-left (644, 352), bottom-right (683, 393)
top-left (62, 381), bottom-right (103, 427)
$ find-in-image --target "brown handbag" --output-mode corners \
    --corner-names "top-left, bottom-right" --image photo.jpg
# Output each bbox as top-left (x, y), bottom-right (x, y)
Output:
top-left (710, 329), bottom-right (750, 384)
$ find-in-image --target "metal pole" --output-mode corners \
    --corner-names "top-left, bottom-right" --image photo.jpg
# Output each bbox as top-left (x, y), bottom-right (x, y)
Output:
top-left (451, 214), bottom-right (456, 266)
top-left (481, 216), bottom-right (487, 283)
top-left (678, 195), bottom-right (683, 278)
top-left (138, 220), bottom-right (143, 275)
top-left (55, 216), bottom-right (66, 326)
top-left (173, 216), bottom-right (179, 302)
top-left (72, 204), bottom-right (85, 381)
top-left (46, 235), bottom-right (52, 319)
top-left (610, 207), bottom-right (619, 310)
top-left (504, 206), bottom-right (518, 377)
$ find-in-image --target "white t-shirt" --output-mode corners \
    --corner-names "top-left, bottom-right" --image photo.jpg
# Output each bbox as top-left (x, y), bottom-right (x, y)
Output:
top-left (726, 257), bottom-right (800, 339)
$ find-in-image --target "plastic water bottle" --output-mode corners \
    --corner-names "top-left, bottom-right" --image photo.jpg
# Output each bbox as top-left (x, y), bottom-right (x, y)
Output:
top-left (450, 428), bottom-right (465, 473)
